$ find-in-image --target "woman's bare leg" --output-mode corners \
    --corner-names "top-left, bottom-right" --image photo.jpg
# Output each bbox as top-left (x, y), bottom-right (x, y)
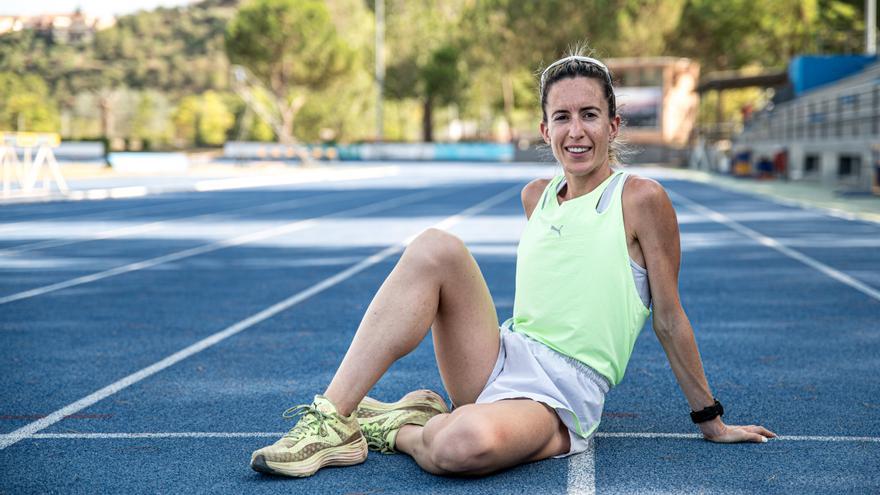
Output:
top-left (396, 399), bottom-right (571, 476)
top-left (323, 228), bottom-right (500, 416)
top-left (322, 228), bottom-right (570, 476)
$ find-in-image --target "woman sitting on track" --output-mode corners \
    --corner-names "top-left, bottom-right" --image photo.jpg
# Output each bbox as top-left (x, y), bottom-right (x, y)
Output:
top-left (250, 50), bottom-right (776, 478)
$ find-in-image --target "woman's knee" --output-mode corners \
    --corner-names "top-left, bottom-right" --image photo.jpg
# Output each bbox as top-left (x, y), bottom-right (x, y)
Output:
top-left (425, 408), bottom-right (501, 474)
top-left (405, 228), bottom-right (469, 272)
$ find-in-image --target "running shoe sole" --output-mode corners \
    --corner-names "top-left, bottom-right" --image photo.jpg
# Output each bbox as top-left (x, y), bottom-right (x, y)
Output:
top-left (358, 389), bottom-right (449, 415)
top-left (249, 437), bottom-right (368, 477)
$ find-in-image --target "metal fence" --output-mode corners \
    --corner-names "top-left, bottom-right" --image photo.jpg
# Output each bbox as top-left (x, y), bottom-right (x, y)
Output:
top-left (739, 78), bottom-right (880, 143)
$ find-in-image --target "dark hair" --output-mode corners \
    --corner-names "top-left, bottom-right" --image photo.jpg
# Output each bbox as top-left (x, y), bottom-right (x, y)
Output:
top-left (538, 50), bottom-right (629, 164)
top-left (539, 57), bottom-right (617, 123)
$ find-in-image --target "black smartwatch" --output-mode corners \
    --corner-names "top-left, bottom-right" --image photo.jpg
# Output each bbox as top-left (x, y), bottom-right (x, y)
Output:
top-left (690, 399), bottom-right (724, 424)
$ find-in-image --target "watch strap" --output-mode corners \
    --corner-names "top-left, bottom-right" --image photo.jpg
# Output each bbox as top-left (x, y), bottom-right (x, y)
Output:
top-left (690, 399), bottom-right (724, 424)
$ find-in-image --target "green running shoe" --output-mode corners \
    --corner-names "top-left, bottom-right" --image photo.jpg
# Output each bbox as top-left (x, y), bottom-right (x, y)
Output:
top-left (250, 395), bottom-right (367, 477)
top-left (357, 389), bottom-right (449, 454)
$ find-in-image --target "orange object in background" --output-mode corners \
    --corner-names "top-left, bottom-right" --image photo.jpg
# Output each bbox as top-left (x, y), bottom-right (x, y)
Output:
top-left (732, 151), bottom-right (752, 177)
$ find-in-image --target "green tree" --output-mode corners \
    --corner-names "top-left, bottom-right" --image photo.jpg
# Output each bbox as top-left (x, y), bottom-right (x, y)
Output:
top-left (460, 0), bottom-right (621, 139)
top-left (225, 0), bottom-right (356, 143)
top-left (131, 90), bottom-right (174, 148)
top-left (172, 91), bottom-right (235, 146)
top-left (198, 91), bottom-right (235, 145)
top-left (615, 0), bottom-right (686, 57)
top-left (172, 95), bottom-right (200, 145)
top-left (378, 0), bottom-right (473, 141)
top-left (0, 0), bottom-right (870, 146)
top-left (419, 45), bottom-right (464, 142)
top-left (0, 72), bottom-right (59, 132)
top-left (131, 92), bottom-right (157, 147)
top-left (814, 0), bottom-right (866, 53)
top-left (295, 0), bottom-right (374, 142)
top-left (666, 0), bottom-right (862, 71)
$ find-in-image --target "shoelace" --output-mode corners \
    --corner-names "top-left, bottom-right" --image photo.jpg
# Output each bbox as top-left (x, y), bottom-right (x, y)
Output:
top-left (360, 422), bottom-right (395, 453)
top-left (359, 414), bottom-right (402, 454)
top-left (281, 404), bottom-right (334, 442)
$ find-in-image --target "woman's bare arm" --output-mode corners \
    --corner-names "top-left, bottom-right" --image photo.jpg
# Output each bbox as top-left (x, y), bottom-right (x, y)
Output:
top-left (521, 178), bottom-right (551, 219)
top-left (626, 177), bottom-right (776, 443)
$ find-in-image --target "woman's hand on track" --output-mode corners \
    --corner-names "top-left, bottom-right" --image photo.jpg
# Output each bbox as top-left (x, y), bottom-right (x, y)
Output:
top-left (700, 419), bottom-right (777, 443)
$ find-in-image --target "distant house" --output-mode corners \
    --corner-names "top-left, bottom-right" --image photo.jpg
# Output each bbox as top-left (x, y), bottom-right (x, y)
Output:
top-left (606, 57), bottom-right (700, 162)
top-left (0, 11), bottom-right (115, 43)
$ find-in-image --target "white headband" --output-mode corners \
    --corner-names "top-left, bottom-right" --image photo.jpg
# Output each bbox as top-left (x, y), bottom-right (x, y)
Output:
top-left (540, 55), bottom-right (612, 90)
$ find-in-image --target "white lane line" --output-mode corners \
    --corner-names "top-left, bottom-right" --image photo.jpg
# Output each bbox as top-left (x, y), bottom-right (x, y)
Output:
top-left (68, 186), bottom-right (149, 200)
top-left (0, 190), bottom-right (357, 255)
top-left (26, 432), bottom-right (283, 439)
top-left (599, 432), bottom-right (701, 439)
top-left (2, 223), bottom-right (165, 254)
top-left (666, 190), bottom-right (880, 303)
top-left (566, 437), bottom-right (596, 495)
top-left (771, 435), bottom-right (880, 442)
top-left (7, 431), bottom-right (877, 443)
top-left (191, 166), bottom-right (397, 192)
top-left (0, 187), bottom-right (452, 306)
top-left (655, 167), bottom-right (880, 224)
top-left (0, 166), bottom-right (398, 232)
top-left (596, 432), bottom-right (880, 442)
top-left (0, 184), bottom-right (521, 451)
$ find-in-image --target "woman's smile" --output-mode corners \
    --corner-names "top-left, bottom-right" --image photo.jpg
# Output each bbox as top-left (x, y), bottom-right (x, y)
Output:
top-left (564, 145), bottom-right (593, 158)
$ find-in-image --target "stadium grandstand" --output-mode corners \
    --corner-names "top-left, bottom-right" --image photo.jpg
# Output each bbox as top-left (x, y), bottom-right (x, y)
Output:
top-left (734, 56), bottom-right (879, 194)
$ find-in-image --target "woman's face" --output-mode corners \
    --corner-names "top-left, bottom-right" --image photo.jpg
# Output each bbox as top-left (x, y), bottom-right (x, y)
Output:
top-left (539, 76), bottom-right (619, 177)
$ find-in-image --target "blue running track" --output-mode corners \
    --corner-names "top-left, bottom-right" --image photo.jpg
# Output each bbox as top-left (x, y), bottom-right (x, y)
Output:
top-left (1, 163), bottom-right (878, 494)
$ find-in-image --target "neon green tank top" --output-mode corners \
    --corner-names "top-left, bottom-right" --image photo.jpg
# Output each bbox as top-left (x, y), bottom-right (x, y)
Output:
top-left (506, 170), bottom-right (651, 387)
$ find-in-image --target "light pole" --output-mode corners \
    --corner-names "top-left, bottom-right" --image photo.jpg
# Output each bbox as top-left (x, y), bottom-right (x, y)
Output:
top-left (375, 0), bottom-right (385, 142)
top-left (868, 0), bottom-right (877, 55)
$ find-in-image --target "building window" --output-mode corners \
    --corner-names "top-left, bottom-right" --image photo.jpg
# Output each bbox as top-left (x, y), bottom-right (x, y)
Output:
top-left (803, 154), bottom-right (820, 177)
top-left (641, 67), bottom-right (663, 87)
top-left (618, 69), bottom-right (637, 87)
top-left (838, 154), bottom-right (861, 178)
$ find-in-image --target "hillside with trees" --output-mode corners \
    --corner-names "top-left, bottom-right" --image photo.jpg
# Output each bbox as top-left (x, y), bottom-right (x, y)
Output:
top-left (0, 0), bottom-right (869, 149)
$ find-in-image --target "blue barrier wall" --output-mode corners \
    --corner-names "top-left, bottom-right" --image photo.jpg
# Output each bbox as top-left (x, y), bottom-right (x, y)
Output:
top-left (433, 143), bottom-right (515, 161)
top-left (224, 142), bottom-right (515, 162)
top-left (789, 55), bottom-right (878, 95)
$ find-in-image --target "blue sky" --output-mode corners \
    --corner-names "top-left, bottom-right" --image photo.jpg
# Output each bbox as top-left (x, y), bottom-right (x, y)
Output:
top-left (1, 1), bottom-right (196, 17)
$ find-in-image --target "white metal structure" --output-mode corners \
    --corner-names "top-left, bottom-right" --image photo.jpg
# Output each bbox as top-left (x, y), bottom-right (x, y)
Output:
top-left (229, 65), bottom-right (284, 141)
top-left (1, 132), bottom-right (68, 197)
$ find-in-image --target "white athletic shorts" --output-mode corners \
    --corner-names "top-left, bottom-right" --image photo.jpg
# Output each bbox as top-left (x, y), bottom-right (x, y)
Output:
top-left (474, 320), bottom-right (610, 457)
